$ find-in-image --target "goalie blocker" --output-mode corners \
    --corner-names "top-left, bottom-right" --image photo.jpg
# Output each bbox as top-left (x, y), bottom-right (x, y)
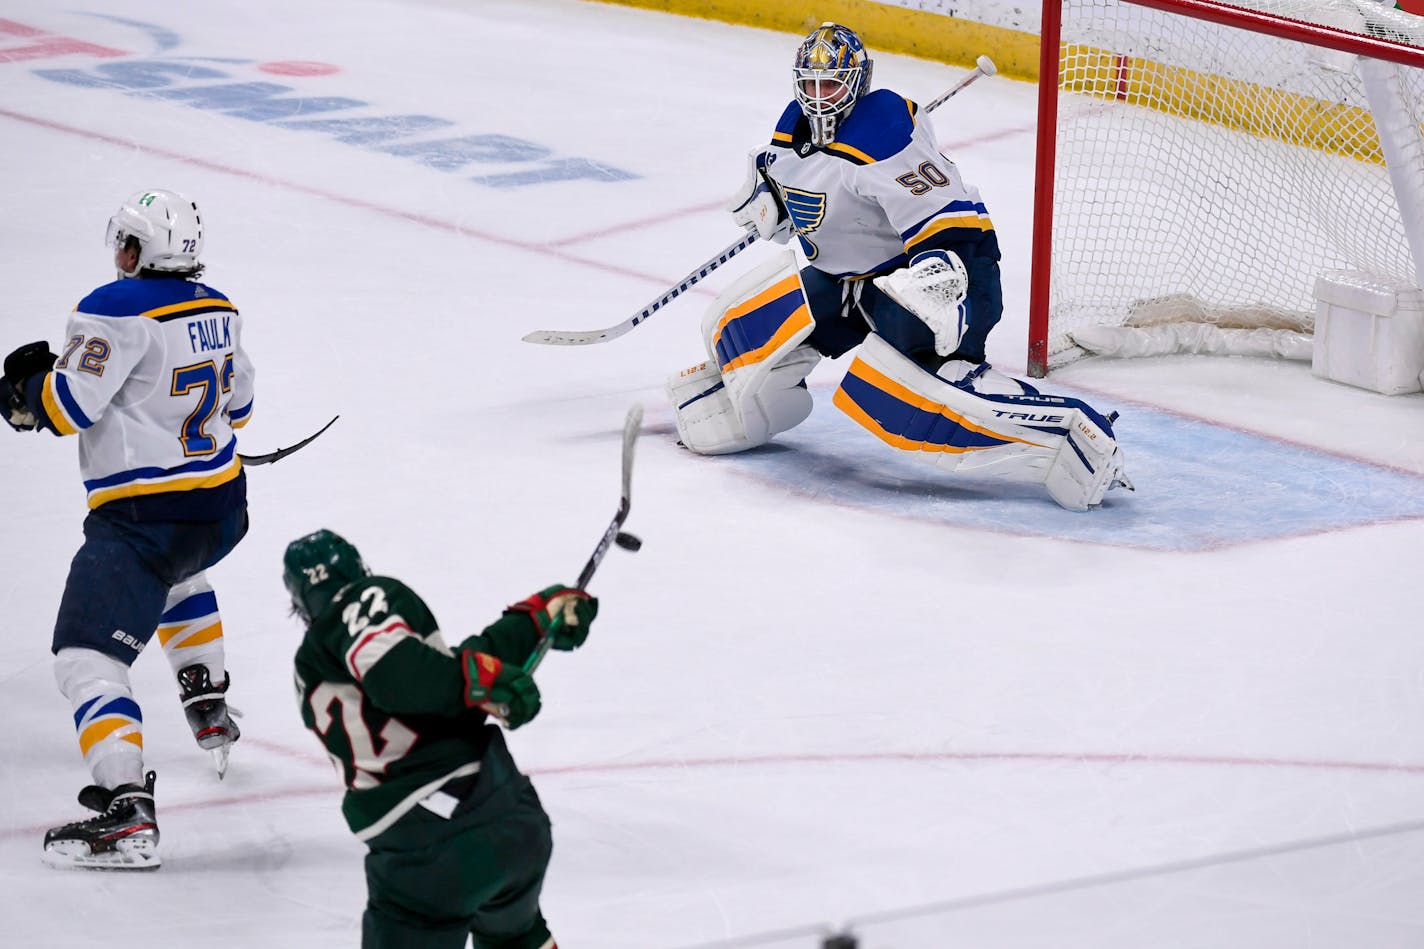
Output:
top-left (668, 254), bottom-right (1131, 510)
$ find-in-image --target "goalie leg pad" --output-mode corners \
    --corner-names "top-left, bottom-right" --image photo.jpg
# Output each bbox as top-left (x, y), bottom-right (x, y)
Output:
top-left (703, 250), bottom-right (815, 388)
top-left (833, 334), bottom-right (1059, 479)
top-left (1044, 411), bottom-right (1130, 512)
top-left (667, 361), bottom-right (753, 455)
top-left (670, 249), bottom-right (820, 454)
top-left (833, 334), bottom-right (1129, 508)
top-left (667, 349), bottom-right (818, 455)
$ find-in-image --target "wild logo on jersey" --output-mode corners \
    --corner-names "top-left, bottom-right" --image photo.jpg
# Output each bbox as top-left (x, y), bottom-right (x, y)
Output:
top-left (780, 187), bottom-right (828, 261)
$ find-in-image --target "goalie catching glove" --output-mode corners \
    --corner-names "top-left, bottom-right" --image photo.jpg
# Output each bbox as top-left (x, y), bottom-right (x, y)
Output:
top-left (506, 585), bottom-right (598, 651)
top-left (728, 149), bottom-right (791, 243)
top-left (461, 650), bottom-right (541, 729)
top-left (873, 250), bottom-right (970, 358)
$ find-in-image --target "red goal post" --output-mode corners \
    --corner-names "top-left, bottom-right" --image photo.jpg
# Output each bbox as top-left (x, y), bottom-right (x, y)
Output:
top-left (1025, 0), bottom-right (1424, 376)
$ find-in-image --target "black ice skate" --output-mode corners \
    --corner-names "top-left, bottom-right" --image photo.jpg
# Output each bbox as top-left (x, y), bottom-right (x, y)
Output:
top-left (42, 771), bottom-right (160, 871)
top-left (177, 664), bottom-right (241, 778)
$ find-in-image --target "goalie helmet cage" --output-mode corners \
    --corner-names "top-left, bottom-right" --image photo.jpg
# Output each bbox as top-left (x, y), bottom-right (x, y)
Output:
top-left (1025, 0), bottom-right (1424, 377)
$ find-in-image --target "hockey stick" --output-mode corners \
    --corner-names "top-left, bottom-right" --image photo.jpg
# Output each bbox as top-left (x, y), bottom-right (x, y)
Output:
top-left (520, 55), bottom-right (998, 348)
top-left (238, 415), bottom-right (339, 466)
top-left (481, 404), bottom-right (644, 719)
top-left (923, 54), bottom-right (997, 111)
top-left (521, 234), bottom-right (760, 346)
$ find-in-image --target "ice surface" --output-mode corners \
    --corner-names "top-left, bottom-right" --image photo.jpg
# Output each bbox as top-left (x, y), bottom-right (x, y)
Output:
top-left (1, 2), bottom-right (1422, 947)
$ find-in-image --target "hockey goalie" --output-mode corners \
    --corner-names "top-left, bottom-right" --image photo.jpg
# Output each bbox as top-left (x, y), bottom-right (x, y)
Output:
top-left (667, 252), bottom-right (1131, 511)
top-left (666, 22), bottom-right (1131, 511)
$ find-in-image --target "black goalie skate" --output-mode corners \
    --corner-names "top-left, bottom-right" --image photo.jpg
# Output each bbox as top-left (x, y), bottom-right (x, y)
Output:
top-left (42, 771), bottom-right (160, 871)
top-left (176, 664), bottom-right (241, 778)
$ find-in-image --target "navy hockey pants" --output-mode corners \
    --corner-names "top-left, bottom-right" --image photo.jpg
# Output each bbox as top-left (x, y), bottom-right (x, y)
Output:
top-left (800, 255), bottom-right (1003, 366)
top-left (52, 505), bottom-right (248, 664)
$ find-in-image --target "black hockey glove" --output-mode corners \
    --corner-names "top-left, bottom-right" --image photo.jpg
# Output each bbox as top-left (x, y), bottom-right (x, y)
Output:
top-left (1, 341), bottom-right (55, 433)
top-left (0, 378), bottom-right (36, 431)
top-left (4, 340), bottom-right (57, 388)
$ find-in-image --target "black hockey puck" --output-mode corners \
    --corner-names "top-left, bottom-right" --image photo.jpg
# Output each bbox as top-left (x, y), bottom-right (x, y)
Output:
top-left (614, 531), bottom-right (642, 551)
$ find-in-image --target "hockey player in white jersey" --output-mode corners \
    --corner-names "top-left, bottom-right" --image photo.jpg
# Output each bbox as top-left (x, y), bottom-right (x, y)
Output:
top-left (0, 189), bottom-right (253, 869)
top-left (668, 23), bottom-right (1130, 510)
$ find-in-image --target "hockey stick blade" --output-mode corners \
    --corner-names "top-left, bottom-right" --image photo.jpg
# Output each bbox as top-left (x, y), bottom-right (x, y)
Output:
top-left (237, 415), bottom-right (339, 466)
top-left (517, 403), bottom-right (643, 685)
top-left (576, 402), bottom-right (643, 588)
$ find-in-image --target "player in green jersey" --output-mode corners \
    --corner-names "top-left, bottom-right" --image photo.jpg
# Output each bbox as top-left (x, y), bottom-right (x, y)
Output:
top-left (284, 528), bottom-right (597, 949)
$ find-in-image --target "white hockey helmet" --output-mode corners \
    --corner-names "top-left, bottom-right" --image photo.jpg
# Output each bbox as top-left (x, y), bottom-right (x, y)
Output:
top-left (106, 189), bottom-right (204, 277)
top-left (793, 23), bottom-right (874, 147)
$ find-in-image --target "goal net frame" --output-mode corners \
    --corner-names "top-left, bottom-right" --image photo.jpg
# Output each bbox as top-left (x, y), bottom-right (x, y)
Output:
top-left (1025, 0), bottom-right (1424, 377)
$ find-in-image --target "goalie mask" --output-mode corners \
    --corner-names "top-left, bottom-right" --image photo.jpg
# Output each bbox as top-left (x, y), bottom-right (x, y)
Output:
top-left (793, 22), bottom-right (873, 147)
top-left (106, 189), bottom-right (205, 278)
top-left (283, 529), bottom-right (370, 623)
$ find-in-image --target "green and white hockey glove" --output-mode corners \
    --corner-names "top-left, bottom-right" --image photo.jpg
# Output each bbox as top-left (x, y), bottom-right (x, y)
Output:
top-left (507, 585), bottom-right (599, 651)
top-left (461, 650), bottom-right (541, 729)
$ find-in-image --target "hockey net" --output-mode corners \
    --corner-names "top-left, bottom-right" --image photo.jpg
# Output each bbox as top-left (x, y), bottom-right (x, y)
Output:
top-left (1026, 0), bottom-right (1424, 375)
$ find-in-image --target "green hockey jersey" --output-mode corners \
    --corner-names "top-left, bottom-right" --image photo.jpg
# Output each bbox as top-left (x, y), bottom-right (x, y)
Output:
top-left (293, 575), bottom-right (540, 840)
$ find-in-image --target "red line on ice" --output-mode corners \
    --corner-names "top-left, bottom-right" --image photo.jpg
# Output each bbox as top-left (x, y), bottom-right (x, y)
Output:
top-left (5, 743), bottom-right (1420, 842)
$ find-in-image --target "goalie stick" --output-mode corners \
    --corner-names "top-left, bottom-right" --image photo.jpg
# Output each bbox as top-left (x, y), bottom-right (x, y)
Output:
top-left (238, 415), bottom-right (339, 466)
top-left (522, 236), bottom-right (759, 346)
top-left (481, 403), bottom-right (644, 719)
top-left (520, 55), bottom-right (998, 348)
top-left (924, 54), bottom-right (996, 111)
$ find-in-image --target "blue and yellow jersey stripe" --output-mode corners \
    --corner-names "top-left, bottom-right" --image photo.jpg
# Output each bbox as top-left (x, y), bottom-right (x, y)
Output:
top-left (768, 92), bottom-right (917, 165)
top-left (40, 372), bottom-right (92, 436)
top-left (140, 297), bottom-right (238, 323)
top-left (903, 199), bottom-right (995, 253)
top-left (228, 399), bottom-right (254, 429)
top-left (771, 101), bottom-right (801, 148)
top-left (823, 140), bottom-right (878, 165)
top-left (77, 278), bottom-right (236, 320)
top-left (711, 274), bottom-right (813, 374)
top-left (83, 439), bottom-right (243, 510)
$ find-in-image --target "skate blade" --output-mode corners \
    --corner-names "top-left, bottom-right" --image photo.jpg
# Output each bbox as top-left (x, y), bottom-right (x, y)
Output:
top-left (211, 744), bottom-right (231, 779)
top-left (43, 838), bottom-right (161, 871)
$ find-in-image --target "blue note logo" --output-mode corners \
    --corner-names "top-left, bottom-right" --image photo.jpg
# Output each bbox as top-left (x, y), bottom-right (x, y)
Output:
top-left (781, 188), bottom-right (826, 233)
top-left (781, 187), bottom-right (827, 261)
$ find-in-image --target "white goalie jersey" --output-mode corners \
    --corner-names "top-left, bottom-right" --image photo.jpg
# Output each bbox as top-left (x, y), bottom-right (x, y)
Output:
top-left (762, 88), bottom-right (997, 279)
top-left (35, 276), bottom-right (254, 518)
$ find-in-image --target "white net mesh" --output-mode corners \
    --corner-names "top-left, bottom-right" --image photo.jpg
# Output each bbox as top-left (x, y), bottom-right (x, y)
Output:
top-left (1046, 0), bottom-right (1424, 368)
